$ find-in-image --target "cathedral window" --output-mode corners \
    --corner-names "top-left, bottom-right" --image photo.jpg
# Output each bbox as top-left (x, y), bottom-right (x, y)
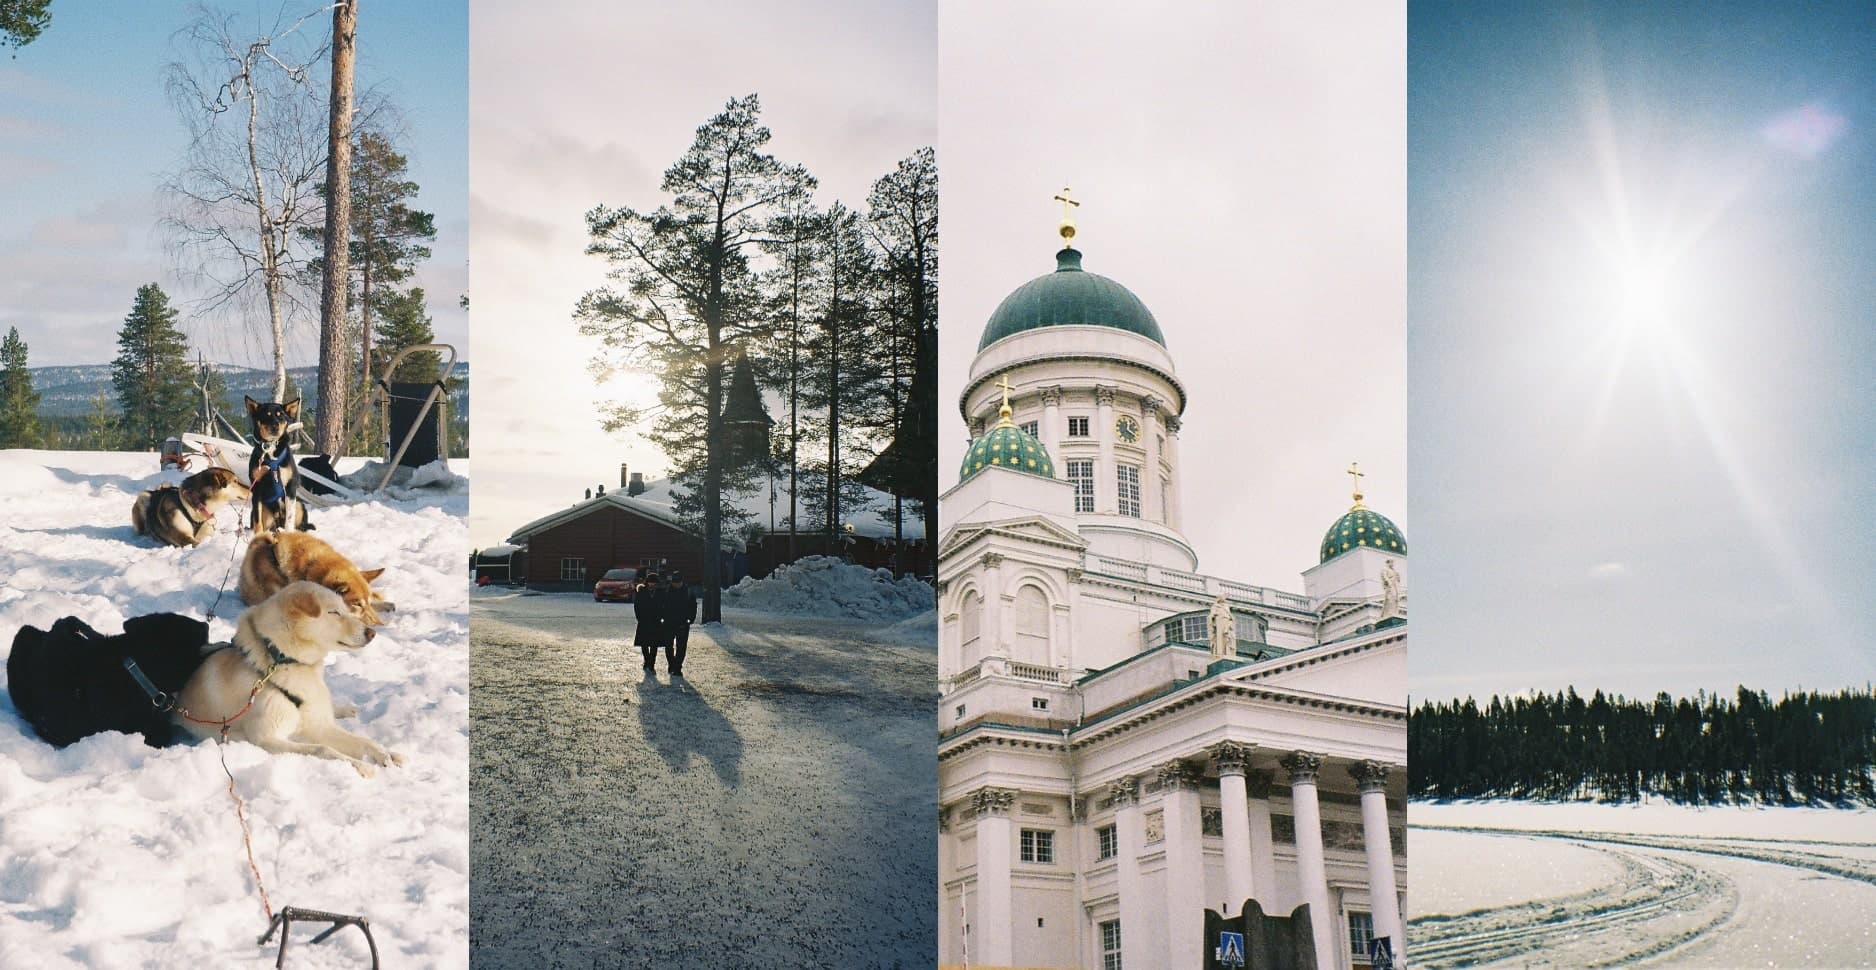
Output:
top-left (1348, 911), bottom-right (1376, 965)
top-left (1067, 461), bottom-right (1095, 513)
top-left (1020, 420), bottom-right (1038, 436)
top-left (1015, 585), bottom-right (1049, 659)
top-left (1096, 824), bottom-right (1118, 860)
top-left (961, 590), bottom-right (983, 654)
top-left (1100, 920), bottom-right (1123, 970)
top-left (1117, 465), bottom-right (1142, 517)
top-left (1068, 416), bottom-right (1090, 437)
top-left (1031, 697), bottom-right (1050, 711)
top-left (1165, 615), bottom-right (1207, 645)
top-left (1020, 828), bottom-right (1054, 864)
top-left (1160, 477), bottom-right (1170, 520)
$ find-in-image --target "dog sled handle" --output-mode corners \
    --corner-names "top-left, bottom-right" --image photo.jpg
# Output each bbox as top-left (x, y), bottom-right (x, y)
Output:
top-left (121, 657), bottom-right (174, 711)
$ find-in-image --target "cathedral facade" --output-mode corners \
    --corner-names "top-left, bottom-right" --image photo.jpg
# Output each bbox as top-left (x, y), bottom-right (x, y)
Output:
top-left (937, 225), bottom-right (1408, 970)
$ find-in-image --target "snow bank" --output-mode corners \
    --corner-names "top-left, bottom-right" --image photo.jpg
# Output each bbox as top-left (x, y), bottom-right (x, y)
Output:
top-left (0, 449), bottom-right (468, 968)
top-left (721, 556), bottom-right (934, 621)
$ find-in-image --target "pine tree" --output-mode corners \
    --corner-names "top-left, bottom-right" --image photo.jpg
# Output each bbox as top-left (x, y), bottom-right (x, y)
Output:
top-left (83, 390), bottom-right (123, 451)
top-left (0, 326), bottom-right (42, 447)
top-left (576, 94), bottom-right (813, 622)
top-left (110, 283), bottom-right (196, 450)
top-left (374, 286), bottom-right (441, 383)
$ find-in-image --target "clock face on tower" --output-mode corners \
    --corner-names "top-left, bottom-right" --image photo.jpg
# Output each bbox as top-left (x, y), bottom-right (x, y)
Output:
top-left (1115, 415), bottom-right (1140, 444)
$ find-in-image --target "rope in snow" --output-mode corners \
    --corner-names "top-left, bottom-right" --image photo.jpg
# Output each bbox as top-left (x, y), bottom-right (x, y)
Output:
top-left (217, 732), bottom-right (275, 924)
top-left (204, 511), bottom-right (249, 622)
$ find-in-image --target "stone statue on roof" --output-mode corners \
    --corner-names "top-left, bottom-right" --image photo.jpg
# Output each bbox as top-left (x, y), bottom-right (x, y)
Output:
top-left (1207, 594), bottom-right (1236, 661)
top-left (1380, 559), bottom-right (1402, 620)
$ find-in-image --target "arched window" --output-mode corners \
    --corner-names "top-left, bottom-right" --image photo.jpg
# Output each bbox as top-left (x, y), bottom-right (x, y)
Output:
top-left (960, 590), bottom-right (983, 667)
top-left (1014, 584), bottom-right (1049, 663)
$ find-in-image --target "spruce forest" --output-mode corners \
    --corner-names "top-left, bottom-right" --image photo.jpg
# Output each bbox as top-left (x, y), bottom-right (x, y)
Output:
top-left (1410, 686), bottom-right (1876, 806)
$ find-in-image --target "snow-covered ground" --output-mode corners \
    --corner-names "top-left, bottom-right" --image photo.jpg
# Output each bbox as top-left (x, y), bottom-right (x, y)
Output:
top-left (1410, 800), bottom-right (1876, 967)
top-left (720, 555), bottom-right (935, 620)
top-left (470, 590), bottom-right (937, 967)
top-left (0, 450), bottom-right (469, 968)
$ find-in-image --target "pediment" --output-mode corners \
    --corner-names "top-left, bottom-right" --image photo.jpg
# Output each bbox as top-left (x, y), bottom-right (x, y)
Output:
top-left (1234, 632), bottom-right (1406, 708)
top-left (939, 514), bottom-right (1087, 559)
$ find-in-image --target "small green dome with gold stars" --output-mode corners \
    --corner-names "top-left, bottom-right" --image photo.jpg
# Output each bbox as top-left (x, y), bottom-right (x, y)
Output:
top-left (1319, 507), bottom-right (1406, 564)
top-left (960, 422), bottom-right (1055, 482)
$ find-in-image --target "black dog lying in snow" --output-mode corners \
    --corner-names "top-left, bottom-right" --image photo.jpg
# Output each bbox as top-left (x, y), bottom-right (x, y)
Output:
top-left (7, 613), bottom-right (210, 748)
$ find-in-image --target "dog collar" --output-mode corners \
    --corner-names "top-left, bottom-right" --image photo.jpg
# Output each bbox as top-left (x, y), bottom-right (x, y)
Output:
top-left (181, 494), bottom-right (210, 527)
top-left (260, 635), bottom-right (307, 668)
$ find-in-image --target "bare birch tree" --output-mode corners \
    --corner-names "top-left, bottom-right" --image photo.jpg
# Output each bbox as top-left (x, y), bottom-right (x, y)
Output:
top-left (162, 5), bottom-right (332, 404)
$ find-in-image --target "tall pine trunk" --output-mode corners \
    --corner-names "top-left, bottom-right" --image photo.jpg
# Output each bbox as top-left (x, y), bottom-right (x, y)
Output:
top-left (315, 0), bottom-right (357, 453)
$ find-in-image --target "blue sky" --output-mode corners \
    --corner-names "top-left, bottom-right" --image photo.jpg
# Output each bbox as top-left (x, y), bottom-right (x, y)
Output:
top-left (0, 1), bottom-right (467, 370)
top-left (1409, 2), bottom-right (1876, 701)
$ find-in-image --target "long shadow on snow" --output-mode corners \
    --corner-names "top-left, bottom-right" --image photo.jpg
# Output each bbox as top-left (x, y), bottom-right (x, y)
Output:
top-left (634, 670), bottom-right (742, 787)
top-left (21, 523), bottom-right (141, 543)
top-left (44, 465), bottom-right (152, 495)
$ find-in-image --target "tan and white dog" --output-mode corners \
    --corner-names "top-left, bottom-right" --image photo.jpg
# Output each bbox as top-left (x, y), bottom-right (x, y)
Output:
top-left (174, 581), bottom-right (402, 777)
top-left (239, 531), bottom-right (392, 625)
top-left (130, 467), bottom-right (250, 547)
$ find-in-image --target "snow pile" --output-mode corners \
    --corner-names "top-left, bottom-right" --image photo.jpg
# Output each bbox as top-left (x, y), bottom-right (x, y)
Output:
top-left (340, 457), bottom-right (468, 498)
top-left (722, 555), bottom-right (933, 620)
top-left (0, 450), bottom-right (468, 968)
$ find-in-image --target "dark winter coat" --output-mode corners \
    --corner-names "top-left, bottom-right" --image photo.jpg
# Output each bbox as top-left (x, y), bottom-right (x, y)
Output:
top-left (633, 586), bottom-right (670, 648)
top-left (7, 612), bottom-right (211, 748)
top-left (664, 583), bottom-right (697, 628)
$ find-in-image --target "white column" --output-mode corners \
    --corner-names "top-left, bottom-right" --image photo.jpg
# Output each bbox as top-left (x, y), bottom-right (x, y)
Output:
top-left (939, 806), bottom-right (958, 966)
top-left (972, 787), bottom-right (1017, 967)
top-left (1141, 396), bottom-right (1164, 525)
top-left (1353, 761), bottom-right (1405, 965)
top-left (1246, 770), bottom-right (1277, 910)
top-left (1110, 777), bottom-right (1148, 970)
top-left (1041, 385), bottom-right (1064, 461)
top-left (1095, 385), bottom-right (1117, 512)
top-left (1165, 413), bottom-right (1184, 531)
top-left (981, 552), bottom-right (1006, 659)
top-left (1284, 752), bottom-right (1336, 970)
top-left (1212, 742), bottom-right (1256, 914)
top-left (1159, 760), bottom-right (1206, 967)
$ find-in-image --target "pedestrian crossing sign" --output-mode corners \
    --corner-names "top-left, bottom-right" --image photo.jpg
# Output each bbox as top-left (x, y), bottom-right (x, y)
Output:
top-left (1216, 930), bottom-right (1246, 967)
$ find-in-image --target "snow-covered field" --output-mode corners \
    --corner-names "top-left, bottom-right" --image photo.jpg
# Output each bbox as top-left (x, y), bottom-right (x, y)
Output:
top-left (470, 589), bottom-right (937, 968)
top-left (1410, 800), bottom-right (1876, 967)
top-left (720, 555), bottom-right (935, 620)
top-left (0, 450), bottom-right (469, 968)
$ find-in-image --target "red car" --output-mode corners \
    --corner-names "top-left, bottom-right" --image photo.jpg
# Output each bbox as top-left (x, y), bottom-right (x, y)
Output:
top-left (593, 567), bottom-right (640, 602)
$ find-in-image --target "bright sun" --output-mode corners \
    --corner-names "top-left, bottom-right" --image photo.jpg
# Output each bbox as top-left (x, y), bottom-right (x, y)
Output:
top-left (1614, 258), bottom-right (1676, 345)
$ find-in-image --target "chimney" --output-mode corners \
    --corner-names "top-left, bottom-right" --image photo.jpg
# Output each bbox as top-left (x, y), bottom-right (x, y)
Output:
top-left (620, 462), bottom-right (629, 488)
top-left (597, 483), bottom-right (606, 496)
top-left (584, 487), bottom-right (592, 500)
top-left (628, 472), bottom-right (646, 496)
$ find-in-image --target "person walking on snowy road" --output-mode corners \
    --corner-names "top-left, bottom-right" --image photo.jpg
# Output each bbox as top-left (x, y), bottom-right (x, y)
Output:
top-left (633, 572), bottom-right (669, 672)
top-left (664, 571), bottom-right (697, 677)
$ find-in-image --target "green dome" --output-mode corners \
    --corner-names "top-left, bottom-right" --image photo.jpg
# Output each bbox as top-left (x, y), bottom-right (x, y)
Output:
top-left (978, 248), bottom-right (1166, 350)
top-left (959, 421), bottom-right (1055, 482)
top-left (1319, 506), bottom-right (1406, 564)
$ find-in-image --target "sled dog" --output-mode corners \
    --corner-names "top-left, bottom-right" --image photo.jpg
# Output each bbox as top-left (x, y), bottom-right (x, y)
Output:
top-left (174, 581), bottom-right (402, 777)
top-left (239, 531), bottom-right (393, 625)
top-left (130, 467), bottom-right (250, 547)
top-left (245, 395), bottom-right (312, 533)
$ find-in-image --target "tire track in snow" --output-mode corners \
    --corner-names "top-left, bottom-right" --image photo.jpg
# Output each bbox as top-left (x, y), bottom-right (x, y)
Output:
top-left (1408, 830), bottom-right (1737, 967)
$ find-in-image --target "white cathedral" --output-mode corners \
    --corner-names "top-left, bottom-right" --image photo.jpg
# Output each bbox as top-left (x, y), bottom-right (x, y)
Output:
top-left (937, 211), bottom-right (1408, 970)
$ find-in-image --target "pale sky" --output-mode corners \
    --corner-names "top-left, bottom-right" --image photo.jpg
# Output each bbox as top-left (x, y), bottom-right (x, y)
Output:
top-left (0, 2), bottom-right (467, 371)
top-left (1410, 2), bottom-right (1876, 701)
top-left (938, 1), bottom-right (1407, 589)
top-left (468, 0), bottom-right (936, 550)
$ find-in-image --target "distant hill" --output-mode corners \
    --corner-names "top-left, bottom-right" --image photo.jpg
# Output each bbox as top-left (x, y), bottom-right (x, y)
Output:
top-left (29, 361), bottom-right (470, 418)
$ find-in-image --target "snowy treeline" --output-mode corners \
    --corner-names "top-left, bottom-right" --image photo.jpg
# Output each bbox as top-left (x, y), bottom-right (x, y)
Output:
top-left (1410, 686), bottom-right (1876, 805)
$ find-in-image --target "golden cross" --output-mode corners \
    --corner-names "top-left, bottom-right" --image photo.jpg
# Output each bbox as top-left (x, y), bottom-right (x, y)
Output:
top-left (1053, 187), bottom-right (1080, 245)
top-left (996, 375), bottom-right (1016, 424)
top-left (1347, 462), bottom-right (1365, 506)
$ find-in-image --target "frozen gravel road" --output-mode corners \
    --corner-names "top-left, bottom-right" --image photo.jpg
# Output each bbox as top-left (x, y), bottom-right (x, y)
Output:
top-left (468, 590), bottom-right (936, 968)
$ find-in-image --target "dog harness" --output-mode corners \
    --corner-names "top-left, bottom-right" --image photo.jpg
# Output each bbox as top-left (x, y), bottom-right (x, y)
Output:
top-left (124, 636), bottom-right (308, 725)
top-left (253, 441), bottom-right (289, 505)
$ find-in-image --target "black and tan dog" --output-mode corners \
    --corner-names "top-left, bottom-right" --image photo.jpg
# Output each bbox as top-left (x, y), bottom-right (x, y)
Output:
top-left (131, 467), bottom-right (250, 547)
top-left (246, 395), bottom-right (312, 533)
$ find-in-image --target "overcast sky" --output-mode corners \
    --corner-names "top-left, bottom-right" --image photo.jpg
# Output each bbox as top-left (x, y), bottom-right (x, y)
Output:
top-left (468, 0), bottom-right (936, 550)
top-left (0, 2), bottom-right (466, 372)
top-left (1410, 2), bottom-right (1876, 701)
top-left (938, 1), bottom-right (1407, 589)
